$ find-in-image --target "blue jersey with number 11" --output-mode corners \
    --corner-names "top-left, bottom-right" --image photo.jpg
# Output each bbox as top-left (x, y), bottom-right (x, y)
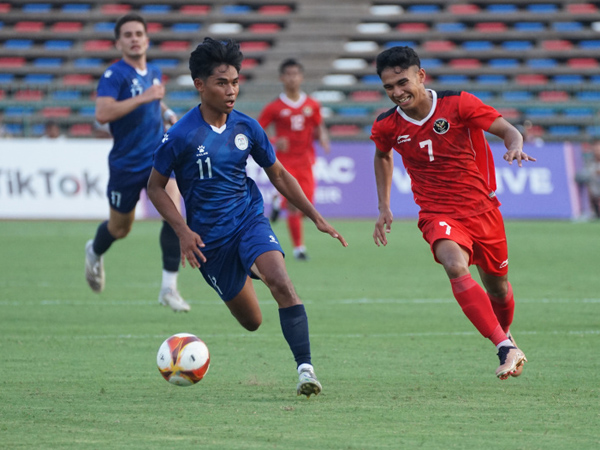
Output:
top-left (153, 106), bottom-right (277, 248)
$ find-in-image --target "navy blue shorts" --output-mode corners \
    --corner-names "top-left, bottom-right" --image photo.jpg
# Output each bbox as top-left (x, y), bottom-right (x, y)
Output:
top-left (198, 214), bottom-right (284, 301)
top-left (106, 166), bottom-right (152, 213)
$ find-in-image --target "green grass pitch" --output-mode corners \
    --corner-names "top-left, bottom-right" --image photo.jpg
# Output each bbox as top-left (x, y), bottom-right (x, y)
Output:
top-left (0, 219), bottom-right (598, 449)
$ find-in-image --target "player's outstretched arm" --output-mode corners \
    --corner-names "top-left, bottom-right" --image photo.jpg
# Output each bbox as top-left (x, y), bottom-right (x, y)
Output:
top-left (147, 169), bottom-right (206, 268)
top-left (373, 149), bottom-right (394, 247)
top-left (488, 117), bottom-right (537, 167)
top-left (264, 160), bottom-right (348, 247)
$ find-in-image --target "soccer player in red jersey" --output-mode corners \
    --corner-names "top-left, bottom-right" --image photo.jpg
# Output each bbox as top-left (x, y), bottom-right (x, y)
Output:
top-left (258, 59), bottom-right (330, 260)
top-left (370, 46), bottom-right (536, 379)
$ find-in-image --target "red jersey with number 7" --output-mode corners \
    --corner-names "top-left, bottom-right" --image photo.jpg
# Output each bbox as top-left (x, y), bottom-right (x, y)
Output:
top-left (370, 90), bottom-right (502, 219)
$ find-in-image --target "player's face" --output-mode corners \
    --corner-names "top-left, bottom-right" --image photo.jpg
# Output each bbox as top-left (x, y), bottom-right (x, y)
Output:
top-left (380, 65), bottom-right (428, 111)
top-left (115, 21), bottom-right (149, 59)
top-left (280, 66), bottom-right (303, 92)
top-left (195, 64), bottom-right (240, 115)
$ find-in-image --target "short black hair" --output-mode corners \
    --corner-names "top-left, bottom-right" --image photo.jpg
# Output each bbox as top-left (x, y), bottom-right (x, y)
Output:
top-left (189, 37), bottom-right (244, 80)
top-left (376, 46), bottom-right (421, 77)
top-left (279, 58), bottom-right (303, 75)
top-left (114, 13), bottom-right (147, 39)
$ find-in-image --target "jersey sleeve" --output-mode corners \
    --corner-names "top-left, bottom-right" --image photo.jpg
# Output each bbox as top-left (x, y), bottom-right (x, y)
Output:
top-left (153, 133), bottom-right (177, 177)
top-left (96, 68), bottom-right (122, 99)
top-left (257, 101), bottom-right (276, 129)
top-left (250, 122), bottom-right (277, 168)
top-left (370, 116), bottom-right (394, 152)
top-left (458, 91), bottom-right (501, 131)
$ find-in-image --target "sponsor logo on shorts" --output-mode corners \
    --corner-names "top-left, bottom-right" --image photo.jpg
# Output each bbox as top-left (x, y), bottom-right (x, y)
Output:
top-left (235, 134), bottom-right (249, 151)
top-left (433, 118), bottom-right (450, 134)
top-left (499, 259), bottom-right (509, 269)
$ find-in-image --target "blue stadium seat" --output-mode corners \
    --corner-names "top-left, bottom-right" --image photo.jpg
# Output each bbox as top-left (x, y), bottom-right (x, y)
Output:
top-left (527, 4), bottom-right (558, 13)
top-left (153, 59), bottom-right (180, 68)
top-left (4, 39), bottom-right (33, 49)
top-left (31, 124), bottom-right (46, 136)
top-left (0, 74), bottom-right (15, 83)
top-left (4, 106), bottom-right (35, 116)
top-left (407, 5), bottom-right (440, 14)
top-left (420, 58), bottom-right (443, 69)
top-left (435, 23), bottom-right (466, 32)
top-left (502, 91), bottom-right (533, 101)
top-left (24, 74), bottom-right (54, 84)
top-left (576, 92), bottom-right (600, 101)
top-left (463, 41), bottom-right (493, 51)
top-left (5, 124), bottom-right (23, 135)
top-left (564, 108), bottom-right (594, 117)
top-left (586, 126), bottom-right (600, 136)
top-left (51, 90), bottom-right (81, 101)
top-left (361, 75), bottom-right (381, 84)
top-left (23, 3), bottom-right (51, 13)
top-left (589, 75), bottom-right (600, 84)
top-left (140, 5), bottom-right (171, 14)
top-left (579, 40), bottom-right (600, 49)
top-left (524, 107), bottom-right (556, 117)
top-left (553, 22), bottom-right (583, 32)
top-left (384, 41), bottom-right (416, 49)
top-left (45, 40), bottom-right (74, 50)
top-left (94, 22), bottom-right (115, 32)
top-left (168, 91), bottom-right (197, 101)
top-left (487, 4), bottom-right (518, 13)
top-left (0, 22), bottom-right (4, 30)
top-left (476, 74), bottom-right (508, 84)
top-left (62, 4), bottom-right (91, 13)
top-left (78, 106), bottom-right (96, 116)
top-left (171, 23), bottom-right (201, 33)
top-left (489, 59), bottom-right (519, 68)
top-left (548, 125), bottom-right (580, 136)
top-left (553, 75), bottom-right (584, 84)
top-left (470, 91), bottom-right (494, 101)
top-left (221, 5), bottom-right (251, 14)
top-left (74, 58), bottom-right (103, 67)
top-left (34, 58), bottom-right (63, 67)
top-left (338, 107), bottom-right (370, 117)
top-left (527, 59), bottom-right (558, 69)
top-left (437, 75), bottom-right (469, 84)
top-left (514, 22), bottom-right (545, 32)
top-left (501, 41), bottom-right (533, 51)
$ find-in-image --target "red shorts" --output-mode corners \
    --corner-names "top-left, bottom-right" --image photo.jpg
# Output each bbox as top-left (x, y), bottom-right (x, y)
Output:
top-left (281, 163), bottom-right (315, 209)
top-left (418, 207), bottom-right (509, 276)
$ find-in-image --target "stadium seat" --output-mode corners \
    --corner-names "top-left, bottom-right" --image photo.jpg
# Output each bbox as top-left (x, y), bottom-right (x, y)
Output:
top-left (475, 22), bottom-right (508, 32)
top-left (579, 40), bottom-right (600, 49)
top-left (515, 74), bottom-right (548, 85)
top-left (437, 75), bottom-right (469, 84)
top-left (423, 40), bottom-right (456, 51)
top-left (94, 22), bottom-right (115, 32)
top-left (449, 59), bottom-right (481, 68)
top-left (407, 5), bottom-right (440, 14)
top-left (153, 59), bottom-right (180, 68)
top-left (501, 41), bottom-right (533, 51)
top-left (74, 58), bottom-right (104, 68)
top-left (4, 106), bottom-right (35, 116)
top-left (0, 3), bottom-right (10, 13)
top-left (248, 23), bottom-right (282, 34)
top-left (344, 41), bottom-right (378, 53)
top-left (463, 41), bottom-right (493, 51)
top-left (384, 41), bottom-right (416, 49)
top-left (24, 74), bottom-right (54, 84)
top-left (488, 4), bottom-right (518, 13)
top-left (350, 90), bottom-right (382, 102)
top-left (45, 40), bottom-right (73, 50)
top-left (100, 4), bottom-right (131, 14)
top-left (496, 108), bottom-right (520, 119)
top-left (0, 57), bottom-right (26, 67)
top-left (435, 23), bottom-right (466, 32)
top-left (322, 74), bottom-right (357, 86)
top-left (396, 23), bottom-right (429, 32)
top-left (527, 58), bottom-right (558, 69)
top-left (548, 125), bottom-right (580, 136)
top-left (527, 4), bottom-right (558, 13)
top-left (566, 3), bottom-right (598, 13)
top-left (4, 124), bottom-right (23, 135)
top-left (62, 74), bottom-right (93, 85)
top-left (576, 91), bottom-right (600, 101)
top-left (333, 58), bottom-right (368, 70)
top-left (471, 91), bottom-right (494, 101)
top-left (328, 124), bottom-right (361, 136)
top-left (51, 90), bottom-right (81, 101)
top-left (448, 4), bottom-right (480, 14)
top-left (420, 58), bottom-right (443, 68)
top-left (14, 90), bottom-right (43, 101)
top-left (525, 107), bottom-right (556, 118)
top-left (370, 5), bottom-right (403, 15)
top-left (241, 58), bottom-right (259, 70)
top-left (171, 23), bottom-right (202, 33)
top-left (502, 91), bottom-right (533, 101)
top-left (222, 5), bottom-right (251, 14)
top-left (539, 91), bottom-right (569, 102)
top-left (476, 74), bottom-right (508, 84)
top-left (0, 89), bottom-right (5, 100)
top-left (257, 5), bottom-right (292, 15)
top-left (179, 5), bottom-right (210, 14)
top-left (140, 5), bottom-right (171, 14)
top-left (69, 123), bottom-right (93, 136)
top-left (564, 108), bottom-right (593, 117)
top-left (147, 23), bottom-right (163, 33)
top-left (542, 40), bottom-right (573, 50)
top-left (568, 58), bottom-right (599, 68)
top-left (514, 22), bottom-right (545, 32)
top-left (14, 21), bottom-right (44, 32)
top-left (62, 4), bottom-right (91, 13)
top-left (337, 107), bottom-right (370, 117)
top-left (78, 106), bottom-right (96, 116)
top-left (84, 40), bottom-right (113, 51)
top-left (488, 59), bottom-right (519, 68)
top-left (553, 74), bottom-right (584, 84)
top-left (239, 41), bottom-right (270, 51)
top-left (3, 39), bottom-right (33, 49)
top-left (23, 3), bottom-right (51, 13)
top-left (34, 58), bottom-right (63, 67)
top-left (361, 75), bottom-right (381, 84)
top-left (357, 23), bottom-right (391, 34)
top-left (0, 74), bottom-right (14, 83)
top-left (159, 41), bottom-right (190, 51)
top-left (52, 22), bottom-right (83, 32)
top-left (553, 22), bottom-right (583, 32)
top-left (42, 107), bottom-right (71, 118)
top-left (167, 91), bottom-right (197, 101)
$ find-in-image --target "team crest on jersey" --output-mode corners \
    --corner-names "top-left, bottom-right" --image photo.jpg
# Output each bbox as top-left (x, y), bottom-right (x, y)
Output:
top-left (433, 118), bottom-right (450, 135)
top-left (303, 106), bottom-right (313, 116)
top-left (234, 134), bottom-right (249, 151)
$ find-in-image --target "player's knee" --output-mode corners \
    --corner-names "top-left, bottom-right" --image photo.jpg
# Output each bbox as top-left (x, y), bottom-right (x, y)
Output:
top-left (239, 316), bottom-right (262, 332)
top-left (111, 226), bottom-right (131, 239)
top-left (443, 261), bottom-right (470, 279)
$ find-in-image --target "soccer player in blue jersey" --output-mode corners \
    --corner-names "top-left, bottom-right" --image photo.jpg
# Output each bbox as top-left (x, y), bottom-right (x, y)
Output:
top-left (147, 37), bottom-right (347, 397)
top-left (84, 14), bottom-right (190, 312)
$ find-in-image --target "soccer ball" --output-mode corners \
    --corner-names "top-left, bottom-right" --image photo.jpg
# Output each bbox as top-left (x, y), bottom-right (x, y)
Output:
top-left (157, 333), bottom-right (210, 386)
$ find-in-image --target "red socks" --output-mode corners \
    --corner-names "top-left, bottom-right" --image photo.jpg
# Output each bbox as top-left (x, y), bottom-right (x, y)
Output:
top-left (488, 282), bottom-right (515, 333)
top-left (450, 274), bottom-right (507, 346)
top-left (287, 212), bottom-right (303, 248)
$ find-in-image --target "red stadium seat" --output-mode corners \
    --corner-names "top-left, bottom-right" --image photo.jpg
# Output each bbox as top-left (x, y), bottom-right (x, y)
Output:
top-left (539, 91), bottom-right (569, 102)
top-left (52, 22), bottom-right (83, 32)
top-left (239, 41), bottom-right (270, 51)
top-left (14, 90), bottom-right (43, 101)
top-left (101, 4), bottom-right (131, 14)
top-left (449, 58), bottom-right (482, 68)
top-left (84, 40), bottom-right (113, 51)
top-left (159, 41), bottom-right (190, 51)
top-left (62, 74), bottom-right (93, 85)
top-left (423, 40), bottom-right (456, 51)
top-left (258, 5), bottom-right (292, 15)
top-left (475, 22), bottom-right (508, 32)
top-left (179, 5), bottom-right (210, 15)
top-left (448, 4), bottom-right (480, 14)
top-left (0, 3), bottom-right (10, 13)
top-left (567, 58), bottom-right (599, 68)
top-left (496, 108), bottom-right (520, 119)
top-left (542, 40), bottom-right (573, 50)
top-left (566, 3), bottom-right (598, 13)
top-left (69, 123), bottom-right (93, 137)
top-left (329, 124), bottom-right (361, 136)
top-left (0, 57), bottom-right (26, 67)
top-left (147, 22), bottom-right (163, 33)
top-left (241, 58), bottom-right (259, 70)
top-left (396, 22), bottom-right (429, 32)
top-left (248, 23), bottom-right (282, 34)
top-left (42, 107), bottom-right (71, 118)
top-left (515, 74), bottom-right (548, 85)
top-left (0, 89), bottom-right (5, 100)
top-left (350, 90), bottom-right (383, 102)
top-left (14, 21), bottom-right (44, 32)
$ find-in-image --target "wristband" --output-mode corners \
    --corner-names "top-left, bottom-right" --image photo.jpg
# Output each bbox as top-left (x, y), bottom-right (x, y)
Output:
top-left (163, 109), bottom-right (176, 121)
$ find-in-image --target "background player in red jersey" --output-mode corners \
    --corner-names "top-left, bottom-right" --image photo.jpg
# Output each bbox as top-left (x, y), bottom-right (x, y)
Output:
top-left (370, 46), bottom-right (536, 380)
top-left (258, 59), bottom-right (330, 260)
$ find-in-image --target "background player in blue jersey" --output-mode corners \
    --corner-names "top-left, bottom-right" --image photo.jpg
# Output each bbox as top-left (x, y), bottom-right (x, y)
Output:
top-left (147, 37), bottom-right (348, 397)
top-left (84, 14), bottom-right (190, 312)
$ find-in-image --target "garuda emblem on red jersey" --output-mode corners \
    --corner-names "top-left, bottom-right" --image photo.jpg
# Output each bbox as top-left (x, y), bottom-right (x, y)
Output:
top-left (433, 118), bottom-right (450, 135)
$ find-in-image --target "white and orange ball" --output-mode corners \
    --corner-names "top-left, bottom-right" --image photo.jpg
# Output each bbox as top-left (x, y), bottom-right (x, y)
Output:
top-left (157, 333), bottom-right (210, 386)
